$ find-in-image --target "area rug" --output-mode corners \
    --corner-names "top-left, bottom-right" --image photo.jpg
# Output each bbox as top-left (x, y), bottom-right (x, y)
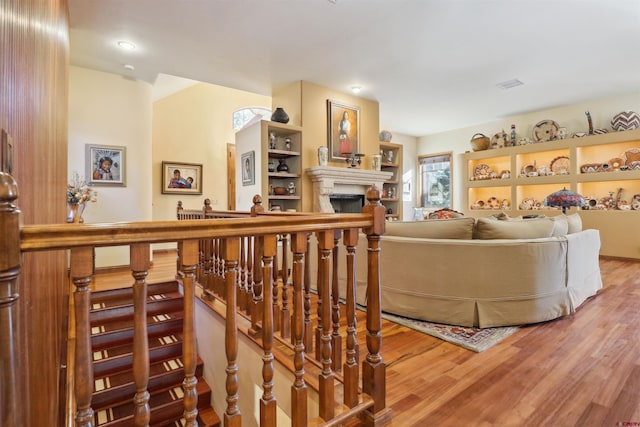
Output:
top-left (381, 312), bottom-right (519, 352)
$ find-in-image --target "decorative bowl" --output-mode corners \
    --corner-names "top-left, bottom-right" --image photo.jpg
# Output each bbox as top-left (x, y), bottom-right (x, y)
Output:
top-left (273, 186), bottom-right (287, 195)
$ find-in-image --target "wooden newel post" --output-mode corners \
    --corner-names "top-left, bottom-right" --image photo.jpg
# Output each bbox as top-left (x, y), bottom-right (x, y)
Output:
top-left (179, 240), bottom-right (199, 426)
top-left (0, 172), bottom-right (23, 427)
top-left (360, 185), bottom-right (391, 425)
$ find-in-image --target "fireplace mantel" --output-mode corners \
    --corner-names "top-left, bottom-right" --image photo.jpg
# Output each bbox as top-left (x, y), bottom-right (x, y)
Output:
top-left (305, 166), bottom-right (393, 212)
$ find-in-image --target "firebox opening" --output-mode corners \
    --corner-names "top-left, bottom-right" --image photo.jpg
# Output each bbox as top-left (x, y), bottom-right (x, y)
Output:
top-left (329, 194), bottom-right (365, 213)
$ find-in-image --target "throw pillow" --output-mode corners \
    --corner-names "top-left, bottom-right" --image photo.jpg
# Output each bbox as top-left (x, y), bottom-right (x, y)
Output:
top-left (427, 208), bottom-right (465, 220)
top-left (549, 215), bottom-right (569, 237)
top-left (565, 213), bottom-right (582, 234)
top-left (473, 217), bottom-right (555, 239)
top-left (386, 217), bottom-right (475, 240)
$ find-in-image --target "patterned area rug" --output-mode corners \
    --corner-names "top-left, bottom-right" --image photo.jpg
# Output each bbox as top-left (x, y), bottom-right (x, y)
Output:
top-left (382, 312), bottom-right (519, 352)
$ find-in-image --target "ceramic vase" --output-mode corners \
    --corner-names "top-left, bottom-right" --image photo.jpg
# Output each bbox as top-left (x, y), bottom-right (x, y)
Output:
top-left (271, 107), bottom-right (289, 124)
top-left (318, 147), bottom-right (328, 166)
top-left (371, 154), bottom-right (382, 171)
top-left (67, 202), bottom-right (85, 223)
top-left (276, 159), bottom-right (289, 172)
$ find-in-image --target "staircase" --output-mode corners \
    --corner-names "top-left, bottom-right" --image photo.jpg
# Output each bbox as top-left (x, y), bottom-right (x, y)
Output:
top-left (89, 281), bottom-right (221, 427)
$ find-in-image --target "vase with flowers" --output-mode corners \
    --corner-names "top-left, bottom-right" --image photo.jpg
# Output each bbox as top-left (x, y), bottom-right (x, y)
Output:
top-left (67, 172), bottom-right (97, 223)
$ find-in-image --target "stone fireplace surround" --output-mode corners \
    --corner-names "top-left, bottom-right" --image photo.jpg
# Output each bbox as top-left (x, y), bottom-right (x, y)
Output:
top-left (305, 166), bottom-right (393, 213)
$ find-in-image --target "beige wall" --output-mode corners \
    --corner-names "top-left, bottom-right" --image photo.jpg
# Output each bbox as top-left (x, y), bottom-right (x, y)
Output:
top-left (69, 66), bottom-right (154, 267)
top-left (418, 91), bottom-right (640, 212)
top-left (152, 83), bottom-right (271, 220)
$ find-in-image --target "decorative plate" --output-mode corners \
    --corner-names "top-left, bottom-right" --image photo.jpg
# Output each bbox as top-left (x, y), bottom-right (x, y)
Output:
top-left (519, 198), bottom-right (535, 210)
top-left (549, 156), bottom-right (570, 173)
top-left (490, 131), bottom-right (508, 148)
top-left (532, 120), bottom-right (560, 142)
top-left (609, 157), bottom-right (624, 170)
top-left (624, 148), bottom-right (640, 165)
top-left (474, 163), bottom-right (493, 178)
top-left (611, 111), bottom-right (640, 131)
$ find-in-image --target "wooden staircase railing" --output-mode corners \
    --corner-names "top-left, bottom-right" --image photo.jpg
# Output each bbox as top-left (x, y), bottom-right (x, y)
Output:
top-left (1, 170), bottom-right (391, 427)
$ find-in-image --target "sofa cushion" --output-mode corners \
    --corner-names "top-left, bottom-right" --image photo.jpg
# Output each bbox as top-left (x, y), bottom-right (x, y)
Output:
top-left (549, 215), bottom-right (569, 237)
top-left (566, 213), bottom-right (582, 234)
top-left (385, 217), bottom-right (475, 240)
top-left (473, 217), bottom-right (555, 239)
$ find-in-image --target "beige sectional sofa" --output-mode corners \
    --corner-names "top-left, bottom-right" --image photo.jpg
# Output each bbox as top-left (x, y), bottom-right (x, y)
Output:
top-left (311, 213), bottom-right (603, 328)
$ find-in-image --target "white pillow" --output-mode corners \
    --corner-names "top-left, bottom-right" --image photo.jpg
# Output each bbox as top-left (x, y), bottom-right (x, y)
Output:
top-left (549, 215), bottom-right (569, 237)
top-left (565, 213), bottom-right (582, 234)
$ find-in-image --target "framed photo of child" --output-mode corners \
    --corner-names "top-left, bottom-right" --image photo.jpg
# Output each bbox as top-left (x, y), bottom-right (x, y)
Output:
top-left (86, 144), bottom-right (126, 186)
top-left (161, 161), bottom-right (203, 195)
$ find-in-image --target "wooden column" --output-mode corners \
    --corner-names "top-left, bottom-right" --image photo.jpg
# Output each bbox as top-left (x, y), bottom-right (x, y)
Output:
top-left (343, 228), bottom-right (359, 408)
top-left (260, 235), bottom-right (277, 427)
top-left (316, 231), bottom-right (335, 421)
top-left (303, 234), bottom-right (313, 354)
top-left (239, 236), bottom-right (247, 310)
top-left (280, 234), bottom-right (291, 339)
top-left (0, 173), bottom-right (21, 427)
top-left (223, 237), bottom-right (242, 427)
top-left (179, 240), bottom-right (199, 426)
top-left (290, 233), bottom-right (308, 426)
top-left (361, 186), bottom-right (390, 424)
top-left (70, 247), bottom-right (95, 427)
top-left (131, 244), bottom-right (151, 426)
top-left (331, 231), bottom-right (342, 372)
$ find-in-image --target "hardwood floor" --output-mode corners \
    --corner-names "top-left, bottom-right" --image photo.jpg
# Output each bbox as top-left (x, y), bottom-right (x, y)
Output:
top-left (93, 252), bottom-right (640, 426)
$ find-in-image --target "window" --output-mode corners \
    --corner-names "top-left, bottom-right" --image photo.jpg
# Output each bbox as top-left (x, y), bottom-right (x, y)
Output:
top-left (233, 107), bottom-right (271, 131)
top-left (419, 152), bottom-right (452, 209)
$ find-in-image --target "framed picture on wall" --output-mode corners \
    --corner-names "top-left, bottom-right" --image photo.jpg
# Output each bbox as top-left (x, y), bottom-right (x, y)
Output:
top-left (162, 161), bottom-right (203, 195)
top-left (327, 99), bottom-right (360, 161)
top-left (241, 151), bottom-right (255, 186)
top-left (86, 144), bottom-right (126, 186)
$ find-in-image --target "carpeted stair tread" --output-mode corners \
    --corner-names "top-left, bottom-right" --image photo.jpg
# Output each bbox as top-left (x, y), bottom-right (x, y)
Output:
top-left (90, 293), bottom-right (184, 326)
top-left (93, 379), bottom-right (212, 427)
top-left (93, 355), bottom-right (204, 411)
top-left (93, 334), bottom-right (183, 378)
top-left (160, 407), bottom-right (221, 427)
top-left (91, 313), bottom-right (184, 351)
top-left (90, 281), bottom-right (180, 306)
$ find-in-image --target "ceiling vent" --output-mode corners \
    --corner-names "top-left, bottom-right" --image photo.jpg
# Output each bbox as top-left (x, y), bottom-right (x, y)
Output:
top-left (496, 79), bottom-right (524, 90)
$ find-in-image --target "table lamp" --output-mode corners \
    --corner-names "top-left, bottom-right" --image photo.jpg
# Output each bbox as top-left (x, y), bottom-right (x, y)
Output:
top-left (544, 187), bottom-right (585, 214)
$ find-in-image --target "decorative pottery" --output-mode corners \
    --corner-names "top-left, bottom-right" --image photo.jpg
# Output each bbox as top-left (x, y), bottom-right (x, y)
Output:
top-left (470, 133), bottom-right (490, 151)
top-left (379, 130), bottom-right (393, 142)
top-left (276, 159), bottom-right (289, 172)
top-left (271, 107), bottom-right (290, 124)
top-left (611, 111), bottom-right (640, 131)
top-left (273, 186), bottom-right (287, 195)
top-left (371, 154), bottom-right (382, 171)
top-left (287, 182), bottom-right (296, 194)
top-left (269, 132), bottom-right (276, 149)
top-left (268, 160), bottom-right (276, 172)
top-left (67, 202), bottom-right (85, 223)
top-left (318, 146), bottom-right (328, 166)
top-left (284, 137), bottom-right (291, 150)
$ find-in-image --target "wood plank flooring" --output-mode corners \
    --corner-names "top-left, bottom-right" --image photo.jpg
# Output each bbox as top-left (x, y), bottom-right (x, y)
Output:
top-left (93, 252), bottom-right (640, 427)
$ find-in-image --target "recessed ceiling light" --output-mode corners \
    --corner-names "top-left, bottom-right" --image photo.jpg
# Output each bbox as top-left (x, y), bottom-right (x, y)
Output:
top-left (496, 79), bottom-right (524, 90)
top-left (117, 40), bottom-right (136, 50)
top-left (123, 64), bottom-right (135, 71)
top-left (351, 86), bottom-right (362, 94)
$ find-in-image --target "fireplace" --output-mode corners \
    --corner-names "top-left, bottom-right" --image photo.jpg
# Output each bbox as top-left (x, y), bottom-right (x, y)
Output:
top-left (305, 166), bottom-right (393, 213)
top-left (329, 194), bottom-right (365, 213)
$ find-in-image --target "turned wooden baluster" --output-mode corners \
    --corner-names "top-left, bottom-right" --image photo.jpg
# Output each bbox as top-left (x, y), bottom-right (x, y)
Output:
top-left (131, 244), bottom-right (151, 426)
top-left (260, 235), bottom-right (277, 427)
top-left (272, 237), bottom-right (280, 333)
top-left (202, 238), bottom-right (215, 299)
top-left (303, 233), bottom-right (313, 354)
top-left (280, 233), bottom-right (291, 339)
top-left (223, 237), bottom-right (242, 426)
top-left (245, 235), bottom-right (254, 314)
top-left (179, 240), bottom-right (199, 426)
top-left (71, 247), bottom-right (95, 427)
top-left (290, 233), bottom-right (309, 426)
top-left (314, 244), bottom-right (323, 361)
top-left (250, 234), bottom-right (263, 336)
top-left (361, 186), bottom-right (389, 423)
top-left (331, 230), bottom-right (342, 372)
top-left (343, 229), bottom-right (360, 407)
top-left (316, 231), bottom-right (335, 421)
top-left (239, 236), bottom-right (247, 310)
top-left (0, 173), bottom-right (23, 426)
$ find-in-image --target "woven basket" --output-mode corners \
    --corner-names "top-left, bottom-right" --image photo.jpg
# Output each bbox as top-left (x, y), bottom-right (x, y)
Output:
top-left (470, 133), bottom-right (490, 151)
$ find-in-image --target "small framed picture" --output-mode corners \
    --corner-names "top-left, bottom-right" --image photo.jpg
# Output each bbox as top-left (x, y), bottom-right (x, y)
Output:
top-left (162, 161), bottom-right (203, 195)
top-left (86, 144), bottom-right (126, 186)
top-left (241, 151), bottom-right (255, 186)
top-left (327, 99), bottom-right (360, 161)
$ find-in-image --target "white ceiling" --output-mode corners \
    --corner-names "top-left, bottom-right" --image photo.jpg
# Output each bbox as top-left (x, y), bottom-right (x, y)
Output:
top-left (68, 0), bottom-right (640, 137)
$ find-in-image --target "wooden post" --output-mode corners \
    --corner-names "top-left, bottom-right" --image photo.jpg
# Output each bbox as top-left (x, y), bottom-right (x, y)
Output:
top-left (303, 233), bottom-right (313, 354)
top-left (361, 186), bottom-right (391, 425)
top-left (260, 235), bottom-right (277, 427)
top-left (290, 233), bottom-right (308, 426)
top-left (280, 234), bottom-right (291, 339)
top-left (179, 240), bottom-right (199, 426)
top-left (331, 230), bottom-right (342, 372)
top-left (316, 231), bottom-right (335, 421)
top-left (70, 247), bottom-right (95, 427)
top-left (343, 228), bottom-right (359, 408)
top-left (223, 237), bottom-right (242, 427)
top-left (0, 172), bottom-right (23, 427)
top-left (131, 244), bottom-right (151, 426)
